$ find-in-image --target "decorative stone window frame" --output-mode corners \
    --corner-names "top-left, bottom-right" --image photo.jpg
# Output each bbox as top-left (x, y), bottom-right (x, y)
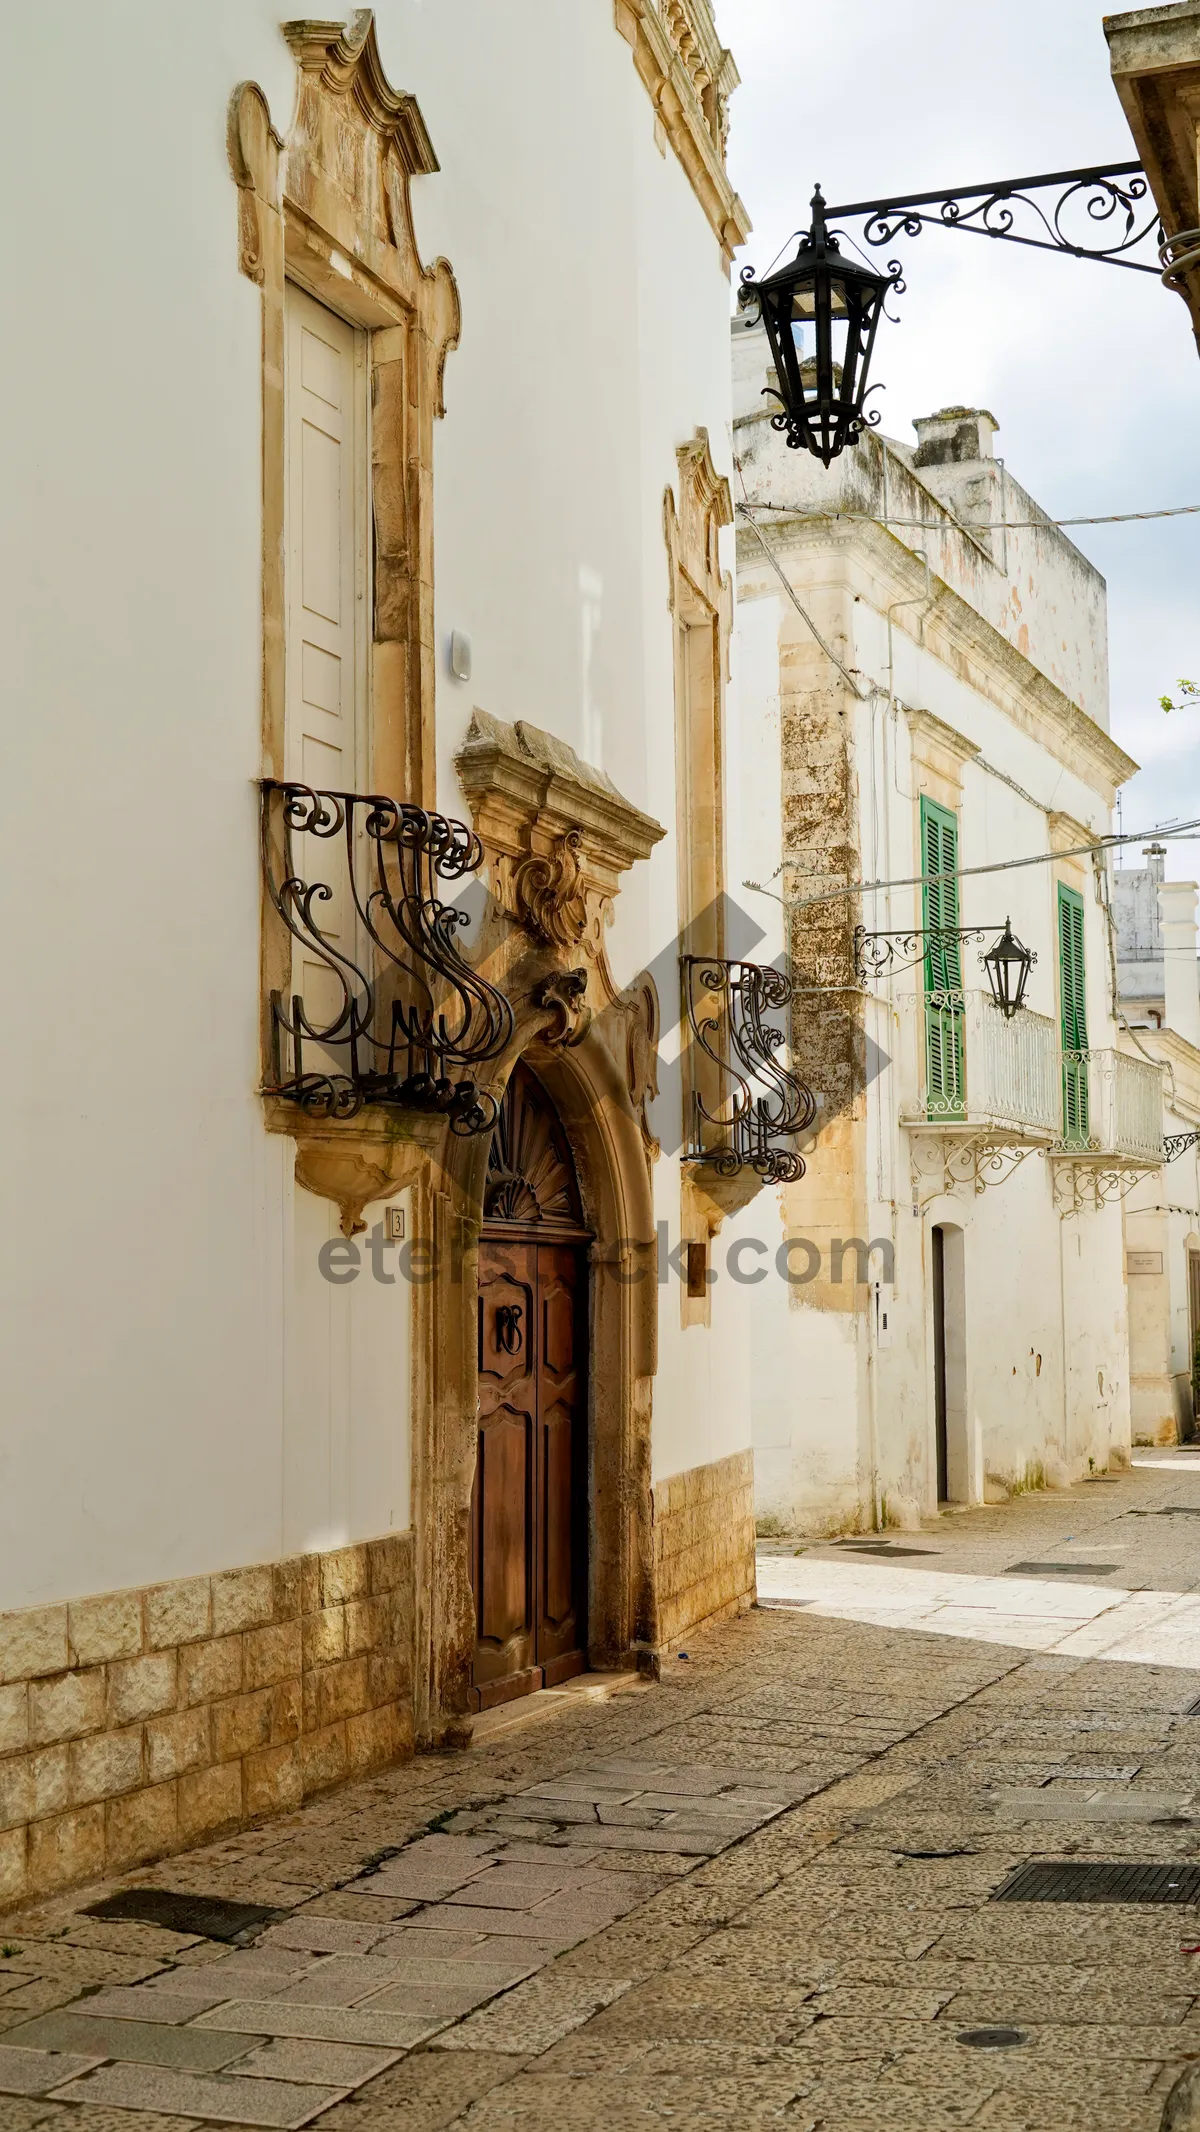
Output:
top-left (665, 432), bottom-right (748, 1277)
top-left (615, 0), bottom-right (751, 269)
top-left (230, 12), bottom-right (463, 1231)
top-left (229, 11), bottom-right (459, 814)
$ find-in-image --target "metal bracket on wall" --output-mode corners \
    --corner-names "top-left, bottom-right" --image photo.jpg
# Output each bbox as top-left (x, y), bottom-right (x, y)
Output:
top-left (1047, 1154), bottom-right (1164, 1215)
top-left (905, 1126), bottom-right (1039, 1209)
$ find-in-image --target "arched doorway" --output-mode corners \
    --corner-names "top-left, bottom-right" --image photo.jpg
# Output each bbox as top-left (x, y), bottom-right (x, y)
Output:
top-left (471, 1061), bottom-right (593, 1709)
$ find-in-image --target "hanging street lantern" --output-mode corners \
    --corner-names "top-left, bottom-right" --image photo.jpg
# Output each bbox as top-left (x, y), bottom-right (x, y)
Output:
top-left (982, 919), bottom-right (1035, 1018)
top-left (739, 187), bottom-right (901, 468)
top-left (737, 163), bottom-right (1163, 467)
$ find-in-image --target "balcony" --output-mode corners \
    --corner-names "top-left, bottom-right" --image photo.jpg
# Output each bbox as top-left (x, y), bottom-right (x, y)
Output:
top-left (680, 955), bottom-right (817, 1188)
top-left (903, 990), bottom-right (1061, 1137)
top-left (1054, 1046), bottom-right (1164, 1161)
top-left (260, 780), bottom-right (513, 1132)
top-left (901, 990), bottom-right (1060, 1200)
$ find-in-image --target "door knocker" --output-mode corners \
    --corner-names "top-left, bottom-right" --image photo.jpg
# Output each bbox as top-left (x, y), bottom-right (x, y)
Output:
top-left (496, 1303), bottom-right (524, 1355)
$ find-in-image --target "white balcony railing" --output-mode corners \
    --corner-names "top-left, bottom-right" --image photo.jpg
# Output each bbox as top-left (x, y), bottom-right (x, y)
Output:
top-left (1058, 1047), bottom-right (1164, 1161)
top-left (964, 992), bottom-right (1062, 1136)
top-left (902, 990), bottom-right (1061, 1139)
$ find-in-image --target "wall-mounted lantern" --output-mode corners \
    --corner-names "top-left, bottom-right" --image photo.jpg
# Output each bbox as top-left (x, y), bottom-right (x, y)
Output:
top-left (739, 163), bottom-right (1162, 465)
top-left (739, 187), bottom-right (898, 467)
top-left (982, 918), bottom-right (1035, 1018)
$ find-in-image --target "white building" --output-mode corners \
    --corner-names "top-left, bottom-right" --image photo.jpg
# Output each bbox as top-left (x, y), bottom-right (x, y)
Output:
top-left (731, 323), bottom-right (1156, 1533)
top-left (0, 1), bottom-right (759, 1908)
top-left (1115, 848), bottom-right (1200, 1443)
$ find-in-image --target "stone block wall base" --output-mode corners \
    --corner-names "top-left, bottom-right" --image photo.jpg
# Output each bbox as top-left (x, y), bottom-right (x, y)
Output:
top-left (652, 1446), bottom-right (757, 1649)
top-left (0, 1533), bottom-right (415, 1913)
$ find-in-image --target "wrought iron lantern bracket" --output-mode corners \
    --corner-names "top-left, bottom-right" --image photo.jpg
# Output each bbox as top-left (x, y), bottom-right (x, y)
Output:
top-left (681, 955), bottom-right (817, 1186)
top-left (855, 923), bottom-right (1035, 1008)
top-left (739, 160), bottom-right (1166, 465)
top-left (1165, 1130), bottom-right (1200, 1163)
top-left (260, 779), bottom-right (513, 1132)
top-left (822, 160), bottom-right (1161, 275)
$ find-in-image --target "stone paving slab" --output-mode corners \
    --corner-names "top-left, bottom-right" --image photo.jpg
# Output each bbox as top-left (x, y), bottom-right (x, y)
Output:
top-left (0, 2048), bottom-right (107, 2096)
top-left (257, 1925), bottom-right (389, 1959)
top-left (225, 2040), bottom-right (402, 2088)
top-left (193, 2005), bottom-right (447, 2050)
top-left (81, 1989), bottom-right (236, 2026)
top-left (430, 1976), bottom-right (632, 2056)
top-left (49, 2064), bottom-right (351, 2128)
top-left (0, 2015), bottom-right (264, 2071)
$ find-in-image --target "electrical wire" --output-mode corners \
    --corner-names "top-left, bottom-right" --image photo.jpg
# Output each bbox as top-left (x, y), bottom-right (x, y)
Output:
top-left (745, 814), bottom-right (1200, 915)
top-left (739, 499), bottom-right (1200, 532)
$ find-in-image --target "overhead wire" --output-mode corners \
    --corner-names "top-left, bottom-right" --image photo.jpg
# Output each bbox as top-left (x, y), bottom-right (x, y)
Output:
top-left (738, 499), bottom-right (1200, 532)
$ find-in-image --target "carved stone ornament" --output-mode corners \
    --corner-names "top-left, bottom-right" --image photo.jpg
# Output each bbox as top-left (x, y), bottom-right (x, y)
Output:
top-left (620, 971), bottom-right (661, 1159)
top-left (454, 710), bottom-right (665, 962)
top-left (533, 967), bottom-right (592, 1049)
top-left (514, 830), bottom-right (590, 948)
top-left (664, 429), bottom-right (734, 639)
top-left (613, 0), bottom-right (751, 269)
top-left (287, 1111), bottom-right (438, 1238)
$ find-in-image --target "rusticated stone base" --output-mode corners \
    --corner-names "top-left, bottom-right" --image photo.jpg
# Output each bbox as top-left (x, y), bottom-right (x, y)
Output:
top-left (652, 1446), bottom-right (756, 1648)
top-left (0, 1533), bottom-right (414, 1912)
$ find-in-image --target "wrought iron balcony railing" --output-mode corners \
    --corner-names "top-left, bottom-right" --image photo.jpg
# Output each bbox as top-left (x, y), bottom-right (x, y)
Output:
top-left (905, 990), bottom-right (1061, 1138)
top-left (1055, 1047), bottom-right (1164, 1162)
top-left (681, 955), bottom-right (817, 1184)
top-left (260, 779), bottom-right (513, 1130)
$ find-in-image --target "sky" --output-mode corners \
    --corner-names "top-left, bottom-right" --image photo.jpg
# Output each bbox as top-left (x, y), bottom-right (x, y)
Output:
top-left (718, 0), bottom-right (1200, 879)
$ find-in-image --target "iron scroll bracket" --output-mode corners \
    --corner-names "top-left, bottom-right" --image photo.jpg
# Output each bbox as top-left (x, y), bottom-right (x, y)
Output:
top-left (680, 955), bottom-right (817, 1186)
top-left (260, 778), bottom-right (513, 1131)
top-left (821, 161), bottom-right (1163, 276)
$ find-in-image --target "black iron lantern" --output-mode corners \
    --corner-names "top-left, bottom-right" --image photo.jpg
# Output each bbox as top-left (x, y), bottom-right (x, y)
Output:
top-left (982, 919), bottom-right (1035, 1018)
top-left (740, 187), bottom-right (899, 467)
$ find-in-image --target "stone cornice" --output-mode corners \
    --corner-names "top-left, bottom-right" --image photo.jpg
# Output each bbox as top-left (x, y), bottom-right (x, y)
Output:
top-left (454, 709), bottom-right (665, 892)
top-left (905, 707), bottom-right (980, 767)
top-left (737, 515), bottom-right (1139, 806)
top-left (1049, 810), bottom-right (1097, 856)
top-left (281, 13), bottom-right (438, 175)
top-left (614, 0), bottom-right (751, 269)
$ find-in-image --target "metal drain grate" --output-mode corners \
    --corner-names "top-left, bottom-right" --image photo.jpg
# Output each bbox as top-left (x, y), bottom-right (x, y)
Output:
top-left (837, 1542), bottom-right (939, 1558)
top-left (995, 1861), bottom-right (1200, 1904)
top-left (83, 1889), bottom-right (282, 1941)
top-left (1005, 1562), bottom-right (1116, 1577)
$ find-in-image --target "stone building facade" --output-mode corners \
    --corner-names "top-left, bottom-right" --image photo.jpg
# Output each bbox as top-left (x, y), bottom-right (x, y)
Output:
top-left (0, 1), bottom-right (755, 1908)
top-left (730, 318), bottom-right (1149, 1533)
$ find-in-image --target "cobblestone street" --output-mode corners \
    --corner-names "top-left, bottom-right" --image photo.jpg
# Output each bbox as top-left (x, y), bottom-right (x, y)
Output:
top-left (8, 1455), bottom-right (1200, 2129)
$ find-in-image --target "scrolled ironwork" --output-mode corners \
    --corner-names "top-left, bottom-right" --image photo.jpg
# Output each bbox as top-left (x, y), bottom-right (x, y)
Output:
top-left (1165, 1131), bottom-right (1200, 1163)
top-left (855, 924), bottom-right (995, 982)
top-left (830, 161), bottom-right (1162, 274)
top-left (261, 779), bottom-right (513, 1130)
top-left (681, 955), bottom-right (816, 1185)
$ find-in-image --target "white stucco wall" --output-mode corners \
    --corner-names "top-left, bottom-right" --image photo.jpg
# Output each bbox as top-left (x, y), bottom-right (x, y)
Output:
top-left (0, 1), bottom-right (740, 1606)
top-left (731, 366), bottom-right (1133, 1531)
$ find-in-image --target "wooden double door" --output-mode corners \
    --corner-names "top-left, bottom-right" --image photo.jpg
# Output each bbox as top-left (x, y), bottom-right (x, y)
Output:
top-left (470, 1065), bottom-right (590, 1708)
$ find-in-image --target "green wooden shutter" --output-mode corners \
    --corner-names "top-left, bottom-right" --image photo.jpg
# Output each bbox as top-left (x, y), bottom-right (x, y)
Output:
top-left (1058, 883), bottom-right (1089, 1143)
top-left (921, 797), bottom-right (964, 1118)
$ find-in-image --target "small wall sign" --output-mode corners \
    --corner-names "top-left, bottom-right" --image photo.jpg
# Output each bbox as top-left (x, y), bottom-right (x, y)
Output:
top-left (1126, 1250), bottom-right (1163, 1275)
